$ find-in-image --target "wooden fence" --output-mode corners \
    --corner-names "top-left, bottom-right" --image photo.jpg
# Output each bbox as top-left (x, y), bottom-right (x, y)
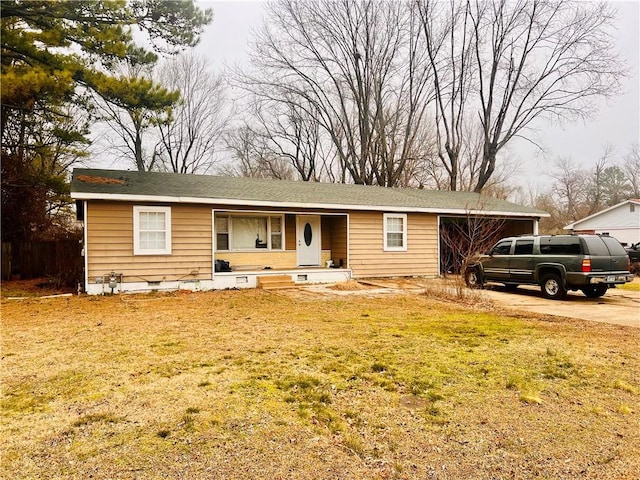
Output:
top-left (1, 240), bottom-right (83, 285)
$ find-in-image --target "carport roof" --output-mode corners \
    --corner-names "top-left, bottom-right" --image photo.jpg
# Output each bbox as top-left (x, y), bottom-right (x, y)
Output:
top-left (71, 168), bottom-right (548, 217)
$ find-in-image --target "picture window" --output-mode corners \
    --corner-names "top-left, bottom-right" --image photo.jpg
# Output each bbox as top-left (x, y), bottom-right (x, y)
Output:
top-left (215, 213), bottom-right (284, 251)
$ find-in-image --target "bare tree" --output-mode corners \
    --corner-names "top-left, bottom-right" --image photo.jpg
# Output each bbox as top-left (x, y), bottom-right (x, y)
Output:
top-left (440, 213), bottom-right (508, 298)
top-left (154, 53), bottom-right (230, 174)
top-left (416, 0), bottom-right (626, 193)
top-left (222, 126), bottom-right (295, 180)
top-left (623, 143), bottom-right (640, 198)
top-left (469, 0), bottom-right (625, 192)
top-left (417, 0), bottom-right (475, 191)
top-left (238, 0), bottom-right (434, 187)
top-left (236, 96), bottom-right (337, 182)
top-left (549, 157), bottom-right (590, 222)
top-left (93, 51), bottom-right (176, 171)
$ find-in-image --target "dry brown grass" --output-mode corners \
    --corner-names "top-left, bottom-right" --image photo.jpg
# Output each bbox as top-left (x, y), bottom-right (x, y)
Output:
top-left (328, 280), bottom-right (371, 291)
top-left (2, 288), bottom-right (639, 479)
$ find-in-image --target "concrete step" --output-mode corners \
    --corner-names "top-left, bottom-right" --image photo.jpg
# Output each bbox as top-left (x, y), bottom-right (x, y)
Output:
top-left (257, 275), bottom-right (296, 290)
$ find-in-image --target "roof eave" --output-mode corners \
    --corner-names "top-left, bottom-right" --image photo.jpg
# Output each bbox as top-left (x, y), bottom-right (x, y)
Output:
top-left (71, 192), bottom-right (548, 218)
top-left (567, 199), bottom-right (639, 228)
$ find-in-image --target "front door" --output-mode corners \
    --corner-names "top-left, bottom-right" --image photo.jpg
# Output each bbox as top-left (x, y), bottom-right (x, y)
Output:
top-left (297, 215), bottom-right (321, 266)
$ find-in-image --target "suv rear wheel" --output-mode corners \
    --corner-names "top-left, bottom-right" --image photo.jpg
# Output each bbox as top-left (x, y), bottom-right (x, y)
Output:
top-left (540, 273), bottom-right (567, 300)
top-left (581, 285), bottom-right (608, 298)
top-left (464, 268), bottom-right (483, 289)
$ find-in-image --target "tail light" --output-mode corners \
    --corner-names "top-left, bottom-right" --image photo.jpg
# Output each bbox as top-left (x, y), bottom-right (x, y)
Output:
top-left (581, 259), bottom-right (591, 272)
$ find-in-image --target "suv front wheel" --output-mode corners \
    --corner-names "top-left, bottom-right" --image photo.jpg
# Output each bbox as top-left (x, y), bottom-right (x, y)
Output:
top-left (540, 273), bottom-right (567, 300)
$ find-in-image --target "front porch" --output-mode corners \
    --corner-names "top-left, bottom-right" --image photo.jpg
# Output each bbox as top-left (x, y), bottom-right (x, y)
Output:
top-left (213, 210), bottom-right (349, 286)
top-left (212, 266), bottom-right (352, 290)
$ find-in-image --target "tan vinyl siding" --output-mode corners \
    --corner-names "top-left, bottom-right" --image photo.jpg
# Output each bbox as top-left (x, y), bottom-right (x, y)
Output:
top-left (216, 251), bottom-right (297, 270)
top-left (349, 211), bottom-right (438, 278)
top-left (285, 214), bottom-right (296, 251)
top-left (325, 216), bottom-right (348, 266)
top-left (87, 202), bottom-right (212, 283)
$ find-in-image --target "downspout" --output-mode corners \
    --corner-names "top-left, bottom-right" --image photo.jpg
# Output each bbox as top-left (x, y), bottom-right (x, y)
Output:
top-left (83, 201), bottom-right (89, 293)
top-left (437, 215), bottom-right (442, 276)
top-left (346, 213), bottom-right (351, 279)
top-left (211, 209), bottom-right (216, 285)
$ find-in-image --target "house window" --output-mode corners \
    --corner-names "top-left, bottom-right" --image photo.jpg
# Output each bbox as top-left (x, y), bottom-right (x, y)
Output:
top-left (383, 213), bottom-right (407, 251)
top-left (133, 206), bottom-right (171, 255)
top-left (270, 216), bottom-right (282, 250)
top-left (215, 216), bottom-right (229, 250)
top-left (215, 213), bottom-right (284, 251)
top-left (631, 204), bottom-right (635, 213)
top-left (234, 216), bottom-right (268, 249)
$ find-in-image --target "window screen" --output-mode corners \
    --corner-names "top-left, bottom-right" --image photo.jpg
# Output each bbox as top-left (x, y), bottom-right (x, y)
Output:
top-left (233, 217), bottom-right (268, 249)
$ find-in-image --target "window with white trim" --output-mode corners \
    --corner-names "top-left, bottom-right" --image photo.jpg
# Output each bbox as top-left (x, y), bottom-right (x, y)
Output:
top-left (215, 213), bottom-right (284, 251)
top-left (215, 215), bottom-right (229, 250)
top-left (383, 213), bottom-right (407, 251)
top-left (133, 206), bottom-right (172, 255)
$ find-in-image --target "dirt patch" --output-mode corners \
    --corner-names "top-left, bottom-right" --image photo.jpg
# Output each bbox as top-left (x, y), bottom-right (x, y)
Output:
top-left (327, 280), bottom-right (372, 291)
top-left (1, 278), bottom-right (75, 298)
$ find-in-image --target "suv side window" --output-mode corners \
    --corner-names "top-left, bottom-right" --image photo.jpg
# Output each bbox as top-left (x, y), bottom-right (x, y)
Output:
top-left (540, 237), bottom-right (582, 255)
top-left (582, 237), bottom-right (609, 256)
top-left (491, 240), bottom-right (512, 255)
top-left (600, 236), bottom-right (627, 255)
top-left (514, 239), bottom-right (533, 255)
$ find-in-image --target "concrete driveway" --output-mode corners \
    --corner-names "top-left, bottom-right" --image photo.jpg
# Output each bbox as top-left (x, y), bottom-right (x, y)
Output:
top-left (481, 282), bottom-right (640, 328)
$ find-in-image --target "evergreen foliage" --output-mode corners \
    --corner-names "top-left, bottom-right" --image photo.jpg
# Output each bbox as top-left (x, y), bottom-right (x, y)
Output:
top-left (0, 0), bottom-right (212, 242)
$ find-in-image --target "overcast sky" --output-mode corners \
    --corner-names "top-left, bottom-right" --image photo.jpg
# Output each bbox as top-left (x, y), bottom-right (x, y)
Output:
top-left (194, 1), bottom-right (640, 191)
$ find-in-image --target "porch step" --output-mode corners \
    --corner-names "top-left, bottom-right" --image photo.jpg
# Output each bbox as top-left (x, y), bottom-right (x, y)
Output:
top-left (257, 275), bottom-right (296, 290)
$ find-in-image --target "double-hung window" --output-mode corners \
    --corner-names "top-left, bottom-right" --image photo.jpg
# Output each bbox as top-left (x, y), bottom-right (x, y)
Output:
top-left (215, 213), bottom-right (284, 251)
top-left (383, 213), bottom-right (407, 251)
top-left (133, 206), bottom-right (172, 255)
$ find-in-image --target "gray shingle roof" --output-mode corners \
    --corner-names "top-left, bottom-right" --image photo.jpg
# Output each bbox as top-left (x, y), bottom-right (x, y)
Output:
top-left (71, 168), bottom-right (547, 217)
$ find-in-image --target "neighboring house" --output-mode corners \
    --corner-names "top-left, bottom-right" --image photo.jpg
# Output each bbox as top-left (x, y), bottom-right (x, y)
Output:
top-left (70, 168), bottom-right (548, 294)
top-left (564, 199), bottom-right (640, 246)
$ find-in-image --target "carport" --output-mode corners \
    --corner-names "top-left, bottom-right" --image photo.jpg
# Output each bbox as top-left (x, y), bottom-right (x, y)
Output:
top-left (439, 215), bottom-right (538, 275)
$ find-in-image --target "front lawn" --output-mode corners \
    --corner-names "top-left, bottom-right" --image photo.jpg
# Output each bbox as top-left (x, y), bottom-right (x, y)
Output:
top-left (2, 289), bottom-right (638, 479)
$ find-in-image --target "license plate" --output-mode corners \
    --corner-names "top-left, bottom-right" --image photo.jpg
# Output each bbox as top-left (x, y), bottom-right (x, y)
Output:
top-left (606, 276), bottom-right (615, 282)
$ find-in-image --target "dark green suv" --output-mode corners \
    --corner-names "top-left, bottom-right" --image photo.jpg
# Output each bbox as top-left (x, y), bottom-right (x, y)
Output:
top-left (464, 235), bottom-right (634, 300)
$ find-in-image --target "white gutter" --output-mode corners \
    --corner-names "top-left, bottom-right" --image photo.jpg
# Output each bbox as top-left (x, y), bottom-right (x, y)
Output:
top-left (71, 192), bottom-right (549, 218)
